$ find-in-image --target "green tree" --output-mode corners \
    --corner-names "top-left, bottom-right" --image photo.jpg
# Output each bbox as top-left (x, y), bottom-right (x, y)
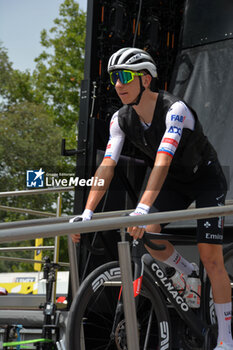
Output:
top-left (33, 0), bottom-right (86, 131)
top-left (0, 44), bottom-right (34, 107)
top-left (0, 101), bottom-right (75, 221)
top-left (0, 0), bottom-right (87, 273)
top-left (0, 102), bottom-right (63, 192)
top-left (0, 102), bottom-right (72, 272)
top-left (0, 44), bottom-right (12, 102)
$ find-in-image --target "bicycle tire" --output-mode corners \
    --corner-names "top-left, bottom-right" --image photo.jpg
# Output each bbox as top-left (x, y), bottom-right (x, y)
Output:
top-left (66, 260), bottom-right (172, 350)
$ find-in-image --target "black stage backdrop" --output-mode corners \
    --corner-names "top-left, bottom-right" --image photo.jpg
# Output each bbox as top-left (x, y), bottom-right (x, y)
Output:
top-left (170, 0), bottom-right (233, 225)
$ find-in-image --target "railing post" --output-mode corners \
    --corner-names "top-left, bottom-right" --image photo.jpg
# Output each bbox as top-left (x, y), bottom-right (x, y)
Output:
top-left (67, 236), bottom-right (80, 297)
top-left (67, 230), bottom-right (85, 350)
top-left (118, 227), bottom-right (140, 350)
top-left (52, 193), bottom-right (62, 303)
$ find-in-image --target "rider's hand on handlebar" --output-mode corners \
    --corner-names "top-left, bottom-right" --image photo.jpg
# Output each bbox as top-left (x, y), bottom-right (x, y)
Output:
top-left (127, 203), bottom-right (150, 240)
top-left (69, 209), bottom-right (93, 243)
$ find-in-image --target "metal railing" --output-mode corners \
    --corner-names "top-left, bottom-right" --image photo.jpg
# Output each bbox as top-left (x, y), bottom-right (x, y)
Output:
top-left (0, 187), bottom-right (75, 302)
top-left (1, 204), bottom-right (233, 241)
top-left (0, 246), bottom-right (54, 252)
top-left (0, 205), bottom-right (57, 217)
top-left (0, 187), bottom-right (74, 197)
top-left (1, 203), bottom-right (233, 349)
top-left (0, 255), bottom-right (69, 267)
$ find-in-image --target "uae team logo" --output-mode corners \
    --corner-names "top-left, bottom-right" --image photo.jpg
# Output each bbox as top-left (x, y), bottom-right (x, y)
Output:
top-left (26, 168), bottom-right (45, 188)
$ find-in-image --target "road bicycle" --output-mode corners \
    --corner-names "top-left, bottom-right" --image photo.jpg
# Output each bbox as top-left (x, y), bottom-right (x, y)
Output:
top-left (66, 231), bottom-right (233, 350)
top-left (1, 257), bottom-right (61, 350)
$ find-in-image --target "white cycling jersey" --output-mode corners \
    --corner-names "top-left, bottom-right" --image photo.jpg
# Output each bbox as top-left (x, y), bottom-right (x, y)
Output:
top-left (104, 101), bottom-right (195, 163)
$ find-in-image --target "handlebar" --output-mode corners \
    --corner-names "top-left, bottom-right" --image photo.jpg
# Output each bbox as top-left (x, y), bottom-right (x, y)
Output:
top-left (71, 216), bottom-right (166, 254)
top-left (143, 232), bottom-right (166, 251)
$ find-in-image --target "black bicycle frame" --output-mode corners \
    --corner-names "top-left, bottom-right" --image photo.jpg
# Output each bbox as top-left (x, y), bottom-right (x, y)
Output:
top-left (143, 254), bottom-right (208, 342)
top-left (132, 235), bottom-right (214, 345)
top-left (110, 234), bottom-right (213, 346)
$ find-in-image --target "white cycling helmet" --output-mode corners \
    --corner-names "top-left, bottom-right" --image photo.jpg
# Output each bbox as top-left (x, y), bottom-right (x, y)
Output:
top-left (107, 47), bottom-right (157, 78)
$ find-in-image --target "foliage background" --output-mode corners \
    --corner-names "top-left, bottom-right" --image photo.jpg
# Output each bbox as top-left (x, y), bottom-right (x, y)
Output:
top-left (0, 0), bottom-right (86, 272)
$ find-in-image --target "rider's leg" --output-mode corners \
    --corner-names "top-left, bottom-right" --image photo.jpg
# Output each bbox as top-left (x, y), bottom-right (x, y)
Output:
top-left (194, 159), bottom-right (232, 347)
top-left (198, 243), bottom-right (233, 346)
top-left (145, 223), bottom-right (196, 275)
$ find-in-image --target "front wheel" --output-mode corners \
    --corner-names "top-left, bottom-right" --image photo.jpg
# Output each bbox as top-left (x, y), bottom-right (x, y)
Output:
top-left (66, 261), bottom-right (172, 350)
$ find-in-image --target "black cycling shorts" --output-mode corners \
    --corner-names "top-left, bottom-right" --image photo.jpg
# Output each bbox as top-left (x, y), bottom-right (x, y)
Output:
top-left (149, 160), bottom-right (227, 244)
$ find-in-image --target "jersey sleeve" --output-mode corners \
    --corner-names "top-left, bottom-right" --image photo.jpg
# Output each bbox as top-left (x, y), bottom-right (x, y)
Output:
top-left (157, 101), bottom-right (195, 158)
top-left (104, 111), bottom-right (125, 163)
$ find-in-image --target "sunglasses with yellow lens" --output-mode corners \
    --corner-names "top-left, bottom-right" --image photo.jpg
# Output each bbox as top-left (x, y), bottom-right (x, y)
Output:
top-left (110, 70), bottom-right (144, 85)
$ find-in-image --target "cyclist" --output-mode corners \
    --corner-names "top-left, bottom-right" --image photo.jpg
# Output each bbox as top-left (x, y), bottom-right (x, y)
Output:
top-left (70, 47), bottom-right (232, 349)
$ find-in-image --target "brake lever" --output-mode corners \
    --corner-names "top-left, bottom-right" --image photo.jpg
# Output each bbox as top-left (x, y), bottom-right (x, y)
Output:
top-left (70, 216), bottom-right (104, 255)
top-left (123, 213), bottom-right (165, 251)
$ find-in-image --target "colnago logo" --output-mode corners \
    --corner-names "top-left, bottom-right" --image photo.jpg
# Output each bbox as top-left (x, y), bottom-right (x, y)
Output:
top-left (92, 268), bottom-right (121, 292)
top-left (160, 321), bottom-right (169, 350)
top-left (151, 262), bottom-right (189, 312)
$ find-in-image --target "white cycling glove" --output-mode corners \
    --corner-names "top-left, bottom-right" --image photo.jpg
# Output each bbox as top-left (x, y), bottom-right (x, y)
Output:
top-left (69, 209), bottom-right (93, 223)
top-left (129, 203), bottom-right (150, 228)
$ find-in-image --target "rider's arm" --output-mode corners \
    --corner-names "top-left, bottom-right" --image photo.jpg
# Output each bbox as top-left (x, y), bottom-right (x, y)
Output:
top-left (85, 112), bottom-right (125, 212)
top-left (139, 152), bottom-right (172, 207)
top-left (84, 157), bottom-right (117, 212)
top-left (71, 113), bottom-right (125, 242)
top-left (70, 160), bottom-right (115, 243)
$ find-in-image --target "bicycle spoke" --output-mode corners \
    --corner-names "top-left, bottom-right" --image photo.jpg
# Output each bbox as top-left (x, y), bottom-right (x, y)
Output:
top-left (66, 261), bottom-right (171, 349)
top-left (143, 307), bottom-right (153, 350)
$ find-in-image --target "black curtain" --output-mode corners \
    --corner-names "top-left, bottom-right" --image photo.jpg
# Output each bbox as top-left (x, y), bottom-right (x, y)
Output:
top-left (169, 0), bottom-right (233, 225)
